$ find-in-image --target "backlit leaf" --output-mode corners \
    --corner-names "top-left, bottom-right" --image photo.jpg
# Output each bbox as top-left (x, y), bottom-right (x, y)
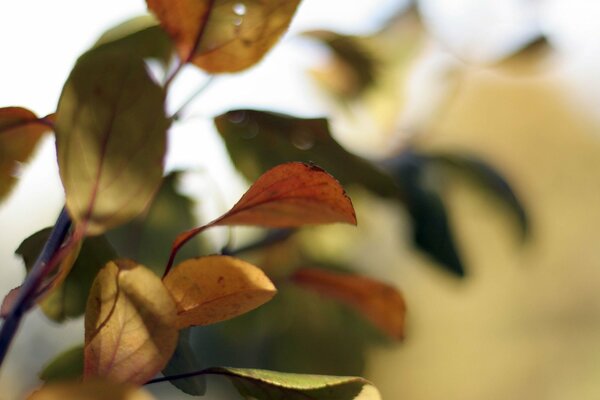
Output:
top-left (26, 380), bottom-right (155, 400)
top-left (39, 345), bottom-right (84, 383)
top-left (163, 255), bottom-right (276, 328)
top-left (55, 45), bottom-right (170, 236)
top-left (93, 15), bottom-right (174, 67)
top-left (215, 110), bottom-right (398, 198)
top-left (146, 0), bottom-right (301, 73)
top-left (162, 329), bottom-right (206, 395)
top-left (15, 228), bottom-right (117, 322)
top-left (204, 367), bottom-right (380, 400)
top-left (84, 260), bottom-right (178, 384)
top-left (291, 268), bottom-right (406, 340)
top-left (0, 107), bottom-right (52, 201)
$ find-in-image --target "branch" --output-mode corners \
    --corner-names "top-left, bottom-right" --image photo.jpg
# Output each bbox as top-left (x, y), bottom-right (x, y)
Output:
top-left (0, 208), bottom-right (72, 367)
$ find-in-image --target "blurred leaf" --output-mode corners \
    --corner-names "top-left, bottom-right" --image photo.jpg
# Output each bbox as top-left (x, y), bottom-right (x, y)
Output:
top-left (55, 45), bottom-right (170, 236)
top-left (162, 329), bottom-right (206, 395)
top-left (39, 345), bottom-right (84, 383)
top-left (215, 110), bottom-right (398, 197)
top-left (93, 14), bottom-right (174, 67)
top-left (0, 107), bottom-right (52, 201)
top-left (84, 260), bottom-right (178, 384)
top-left (169, 162), bottom-right (357, 267)
top-left (204, 367), bottom-right (380, 400)
top-left (146, 0), bottom-right (301, 73)
top-left (15, 228), bottom-right (117, 322)
top-left (386, 151), bottom-right (465, 276)
top-left (107, 171), bottom-right (207, 276)
top-left (291, 268), bottom-right (406, 340)
top-left (0, 287), bottom-right (19, 319)
top-left (429, 152), bottom-right (528, 238)
top-left (163, 255), bottom-right (276, 328)
top-left (303, 30), bottom-right (377, 98)
top-left (26, 380), bottom-right (156, 400)
top-left (494, 35), bottom-right (552, 74)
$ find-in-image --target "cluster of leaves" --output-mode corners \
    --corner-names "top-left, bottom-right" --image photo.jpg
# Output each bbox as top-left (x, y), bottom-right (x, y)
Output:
top-left (0, 1), bottom-right (533, 399)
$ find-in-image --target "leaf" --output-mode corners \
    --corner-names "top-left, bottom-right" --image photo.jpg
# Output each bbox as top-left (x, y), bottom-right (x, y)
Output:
top-left (429, 152), bottom-right (528, 238)
top-left (93, 15), bottom-right (174, 67)
top-left (215, 110), bottom-right (398, 198)
top-left (0, 287), bottom-right (20, 319)
top-left (204, 367), bottom-right (380, 400)
top-left (26, 380), bottom-right (156, 400)
top-left (39, 345), bottom-right (84, 383)
top-left (15, 228), bottom-right (117, 322)
top-left (0, 107), bottom-right (52, 201)
top-left (84, 260), bottom-right (178, 384)
top-left (163, 255), bottom-right (276, 328)
top-left (107, 171), bottom-right (208, 276)
top-left (162, 329), bottom-right (206, 395)
top-left (55, 44), bottom-right (170, 236)
top-left (291, 268), bottom-right (406, 340)
top-left (146, 0), bottom-right (301, 73)
top-left (168, 162), bottom-right (357, 270)
top-left (385, 151), bottom-right (465, 276)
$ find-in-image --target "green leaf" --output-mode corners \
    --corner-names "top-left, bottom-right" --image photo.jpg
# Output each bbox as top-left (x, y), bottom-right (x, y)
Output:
top-left (429, 152), bottom-right (528, 238)
top-left (205, 367), bottom-right (380, 400)
top-left (107, 171), bottom-right (208, 276)
top-left (16, 229), bottom-right (117, 321)
top-left (386, 151), bottom-right (465, 276)
top-left (39, 345), bottom-right (84, 383)
top-left (162, 329), bottom-right (206, 395)
top-left (0, 107), bottom-right (51, 202)
top-left (55, 45), bottom-right (170, 236)
top-left (93, 14), bottom-right (174, 67)
top-left (214, 110), bottom-right (398, 198)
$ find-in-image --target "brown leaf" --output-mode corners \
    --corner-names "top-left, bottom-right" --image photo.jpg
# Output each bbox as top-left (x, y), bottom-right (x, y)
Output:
top-left (163, 255), bottom-right (276, 328)
top-left (0, 286), bottom-right (20, 319)
top-left (26, 379), bottom-right (156, 400)
top-left (84, 260), bottom-right (178, 384)
top-left (167, 162), bottom-right (356, 271)
top-left (0, 107), bottom-right (52, 201)
top-left (147, 0), bottom-right (301, 73)
top-left (291, 268), bottom-right (406, 340)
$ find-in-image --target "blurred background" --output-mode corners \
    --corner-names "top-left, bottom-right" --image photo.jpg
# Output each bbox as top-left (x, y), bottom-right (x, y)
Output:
top-left (3, 0), bottom-right (600, 399)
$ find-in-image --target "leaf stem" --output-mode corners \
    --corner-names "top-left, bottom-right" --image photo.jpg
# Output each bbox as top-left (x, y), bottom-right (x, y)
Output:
top-left (146, 368), bottom-right (210, 385)
top-left (171, 76), bottom-right (216, 121)
top-left (0, 208), bottom-right (72, 368)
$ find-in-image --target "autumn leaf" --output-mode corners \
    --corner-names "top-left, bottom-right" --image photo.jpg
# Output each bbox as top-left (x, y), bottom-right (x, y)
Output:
top-left (163, 255), bottom-right (276, 328)
top-left (202, 367), bottom-right (381, 400)
top-left (26, 380), bottom-right (156, 400)
top-left (55, 44), bottom-right (170, 236)
top-left (291, 268), bottom-right (406, 340)
top-left (84, 260), bottom-right (178, 384)
top-left (0, 107), bottom-right (52, 201)
top-left (146, 0), bottom-right (301, 73)
top-left (167, 162), bottom-right (357, 271)
top-left (215, 110), bottom-right (398, 198)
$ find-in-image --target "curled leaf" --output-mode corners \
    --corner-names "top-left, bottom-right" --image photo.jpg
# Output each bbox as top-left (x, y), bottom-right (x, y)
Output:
top-left (26, 380), bottom-right (156, 400)
top-left (55, 44), bottom-right (170, 236)
top-left (292, 268), bottom-right (406, 340)
top-left (84, 260), bottom-right (178, 384)
top-left (163, 255), bottom-right (276, 328)
top-left (204, 367), bottom-right (381, 400)
top-left (147, 0), bottom-right (301, 72)
top-left (0, 107), bottom-right (52, 201)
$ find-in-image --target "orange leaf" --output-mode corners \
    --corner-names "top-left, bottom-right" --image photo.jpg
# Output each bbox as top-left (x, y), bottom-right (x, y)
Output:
top-left (147, 0), bottom-right (301, 73)
top-left (0, 107), bottom-right (52, 200)
top-left (291, 268), bottom-right (406, 340)
top-left (26, 379), bottom-right (155, 400)
top-left (166, 162), bottom-right (356, 273)
top-left (84, 260), bottom-right (178, 384)
top-left (163, 255), bottom-right (276, 328)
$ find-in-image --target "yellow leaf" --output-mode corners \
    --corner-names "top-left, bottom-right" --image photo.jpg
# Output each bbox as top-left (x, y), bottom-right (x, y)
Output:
top-left (26, 379), bottom-right (155, 400)
top-left (147, 0), bottom-right (301, 73)
top-left (84, 260), bottom-right (178, 384)
top-left (163, 255), bottom-right (276, 328)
